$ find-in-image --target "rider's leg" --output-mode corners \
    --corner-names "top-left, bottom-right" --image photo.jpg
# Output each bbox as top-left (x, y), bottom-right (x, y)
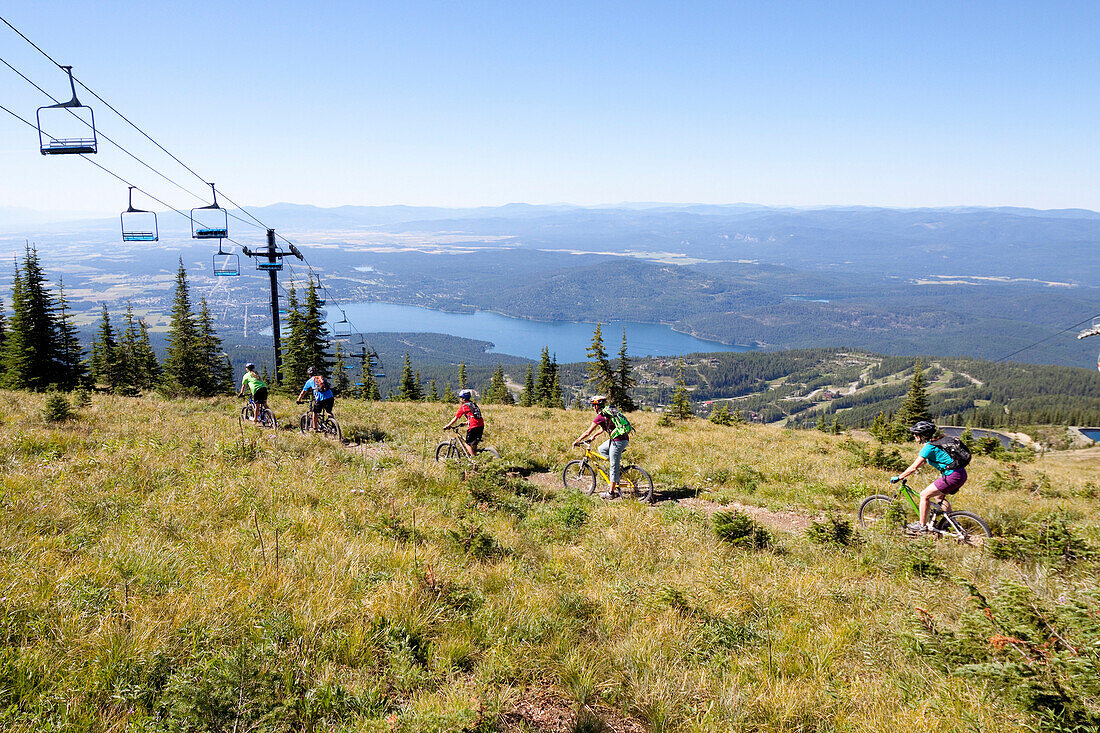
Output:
top-left (919, 484), bottom-right (947, 526)
top-left (921, 469), bottom-right (967, 526)
top-left (607, 438), bottom-right (627, 495)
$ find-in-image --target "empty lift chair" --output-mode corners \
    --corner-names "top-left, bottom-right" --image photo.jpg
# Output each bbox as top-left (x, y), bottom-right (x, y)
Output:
top-left (120, 187), bottom-right (158, 241)
top-left (37, 66), bottom-right (97, 155)
top-left (191, 183), bottom-right (229, 239)
top-left (212, 241), bottom-right (240, 276)
top-left (334, 311), bottom-right (352, 340)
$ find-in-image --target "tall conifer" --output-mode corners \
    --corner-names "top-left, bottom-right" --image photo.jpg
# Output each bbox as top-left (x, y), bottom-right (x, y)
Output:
top-left (521, 364), bottom-right (535, 406)
top-left (586, 323), bottom-right (616, 398)
top-left (398, 351), bottom-right (422, 400)
top-left (163, 259), bottom-right (205, 394)
top-left (614, 328), bottom-right (637, 411)
top-left (3, 246), bottom-right (61, 391)
top-left (90, 305), bottom-right (123, 391)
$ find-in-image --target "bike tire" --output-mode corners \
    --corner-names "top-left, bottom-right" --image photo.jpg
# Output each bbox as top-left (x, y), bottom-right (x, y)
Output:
top-left (435, 442), bottom-right (457, 462)
top-left (478, 446), bottom-right (500, 460)
top-left (857, 495), bottom-right (900, 528)
top-left (943, 511), bottom-right (991, 546)
top-left (299, 414), bottom-right (310, 434)
top-left (241, 404), bottom-right (255, 422)
top-left (323, 416), bottom-right (342, 441)
top-left (258, 407), bottom-right (277, 429)
top-left (563, 460), bottom-right (597, 494)
top-left (620, 464), bottom-right (654, 503)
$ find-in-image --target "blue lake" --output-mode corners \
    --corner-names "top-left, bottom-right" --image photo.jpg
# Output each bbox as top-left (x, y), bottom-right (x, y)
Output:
top-left (329, 302), bottom-right (750, 362)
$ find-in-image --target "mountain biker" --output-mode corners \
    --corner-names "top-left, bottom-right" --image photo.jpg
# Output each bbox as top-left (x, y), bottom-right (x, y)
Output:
top-left (891, 421), bottom-right (968, 533)
top-left (237, 363), bottom-right (268, 422)
top-left (297, 366), bottom-right (335, 431)
top-left (572, 395), bottom-right (630, 500)
top-left (442, 388), bottom-right (484, 457)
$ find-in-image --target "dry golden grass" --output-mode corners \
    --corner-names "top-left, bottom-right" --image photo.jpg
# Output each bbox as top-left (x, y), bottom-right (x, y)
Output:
top-left (0, 391), bottom-right (1094, 731)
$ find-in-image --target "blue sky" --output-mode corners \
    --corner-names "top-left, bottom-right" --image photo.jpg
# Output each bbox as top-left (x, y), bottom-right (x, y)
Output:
top-left (1, 1), bottom-right (1098, 216)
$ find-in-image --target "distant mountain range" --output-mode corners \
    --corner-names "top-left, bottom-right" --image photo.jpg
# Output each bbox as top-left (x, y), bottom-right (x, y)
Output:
top-left (1, 202), bottom-right (1098, 367)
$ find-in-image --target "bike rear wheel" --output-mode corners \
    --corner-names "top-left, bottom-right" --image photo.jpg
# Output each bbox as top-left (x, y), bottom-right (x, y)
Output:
top-left (563, 460), bottom-right (597, 494)
top-left (321, 416), bottom-right (342, 441)
top-left (476, 445), bottom-right (500, 460)
top-left (257, 407), bottom-right (277, 429)
top-left (620, 464), bottom-right (654, 503)
top-left (857, 495), bottom-right (902, 528)
top-left (940, 511), bottom-right (991, 546)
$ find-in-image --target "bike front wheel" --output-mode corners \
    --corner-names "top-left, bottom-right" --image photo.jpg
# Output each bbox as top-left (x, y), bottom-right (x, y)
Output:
top-left (941, 511), bottom-right (991, 546)
top-left (322, 416), bottom-right (342, 441)
top-left (435, 441), bottom-right (458, 462)
top-left (620, 464), bottom-right (654, 503)
top-left (857, 495), bottom-right (901, 528)
top-left (563, 460), bottom-right (597, 494)
top-left (241, 404), bottom-right (256, 422)
top-left (299, 414), bottom-right (310, 433)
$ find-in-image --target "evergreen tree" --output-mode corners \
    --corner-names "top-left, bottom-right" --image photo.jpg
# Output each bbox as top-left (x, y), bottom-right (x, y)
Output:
top-left (896, 359), bottom-right (932, 429)
top-left (54, 279), bottom-right (86, 389)
top-left (614, 328), bottom-right (637, 411)
top-left (0, 296), bottom-right (7, 383)
top-left (301, 278), bottom-right (332, 375)
top-left (535, 346), bottom-right (554, 405)
top-left (280, 285), bottom-right (306, 388)
top-left (280, 277), bottom-right (331, 390)
top-left (520, 364), bottom-right (535, 407)
top-left (398, 351), bottom-right (422, 400)
top-left (196, 297), bottom-right (229, 395)
top-left (815, 412), bottom-right (827, 431)
top-left (442, 382), bottom-right (455, 403)
top-left (549, 357), bottom-right (564, 409)
top-left (90, 304), bottom-right (123, 391)
top-left (458, 362), bottom-right (468, 389)
top-left (669, 359), bottom-right (693, 420)
top-left (134, 317), bottom-right (160, 390)
top-left (333, 342), bottom-right (351, 395)
top-left (2, 246), bottom-right (61, 391)
top-left (163, 259), bottom-right (205, 394)
top-left (709, 403), bottom-right (734, 426)
top-left (359, 352), bottom-right (380, 401)
top-left (428, 379), bottom-right (439, 402)
top-left (585, 323), bottom-right (617, 398)
top-left (486, 363), bottom-right (513, 404)
top-left (830, 416), bottom-right (842, 435)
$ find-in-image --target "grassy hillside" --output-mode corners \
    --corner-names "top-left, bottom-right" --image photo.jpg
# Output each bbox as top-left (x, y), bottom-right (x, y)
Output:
top-left (1, 392), bottom-right (1098, 731)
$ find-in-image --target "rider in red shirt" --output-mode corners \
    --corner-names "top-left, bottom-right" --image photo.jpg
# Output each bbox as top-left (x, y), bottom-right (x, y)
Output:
top-left (442, 389), bottom-right (484, 457)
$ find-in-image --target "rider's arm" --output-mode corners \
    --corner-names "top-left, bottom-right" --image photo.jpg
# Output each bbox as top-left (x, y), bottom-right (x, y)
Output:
top-left (573, 424), bottom-right (600, 446)
top-left (895, 455), bottom-right (926, 482)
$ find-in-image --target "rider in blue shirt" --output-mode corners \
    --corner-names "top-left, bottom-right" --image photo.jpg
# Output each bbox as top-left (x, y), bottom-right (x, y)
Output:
top-left (296, 366), bottom-right (335, 431)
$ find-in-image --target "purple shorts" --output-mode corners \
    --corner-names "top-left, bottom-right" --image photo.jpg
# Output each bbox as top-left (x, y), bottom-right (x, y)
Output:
top-left (933, 468), bottom-right (967, 495)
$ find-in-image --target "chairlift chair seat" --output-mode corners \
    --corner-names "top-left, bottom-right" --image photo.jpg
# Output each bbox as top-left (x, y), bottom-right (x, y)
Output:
top-left (213, 253), bottom-right (240, 277)
top-left (37, 67), bottom-right (97, 155)
top-left (121, 187), bottom-right (159, 242)
top-left (191, 183), bottom-right (229, 240)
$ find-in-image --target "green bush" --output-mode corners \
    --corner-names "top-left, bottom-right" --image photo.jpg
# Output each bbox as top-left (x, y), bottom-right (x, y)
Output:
top-left (42, 392), bottom-right (73, 423)
top-left (713, 511), bottom-right (771, 550)
top-left (72, 387), bottom-right (91, 408)
top-left (806, 514), bottom-right (856, 547)
top-left (987, 512), bottom-right (1094, 565)
top-left (840, 439), bottom-right (908, 472)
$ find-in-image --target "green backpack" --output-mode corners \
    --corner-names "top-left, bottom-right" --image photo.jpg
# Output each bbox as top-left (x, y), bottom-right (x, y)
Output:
top-left (602, 406), bottom-right (634, 439)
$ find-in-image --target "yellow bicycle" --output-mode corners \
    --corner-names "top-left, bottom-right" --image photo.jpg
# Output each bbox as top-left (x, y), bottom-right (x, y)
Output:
top-left (562, 440), bottom-right (653, 503)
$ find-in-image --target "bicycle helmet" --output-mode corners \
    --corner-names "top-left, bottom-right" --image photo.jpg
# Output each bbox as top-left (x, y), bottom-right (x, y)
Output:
top-left (589, 395), bottom-right (609, 407)
top-left (244, 362), bottom-right (255, 370)
top-left (909, 421), bottom-right (937, 438)
top-left (306, 366), bottom-right (315, 376)
top-left (458, 389), bottom-right (473, 400)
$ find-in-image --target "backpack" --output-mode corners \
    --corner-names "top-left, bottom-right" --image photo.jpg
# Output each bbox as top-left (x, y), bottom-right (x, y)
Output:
top-left (601, 406), bottom-right (634, 440)
top-left (314, 374), bottom-right (327, 393)
top-left (932, 437), bottom-right (971, 471)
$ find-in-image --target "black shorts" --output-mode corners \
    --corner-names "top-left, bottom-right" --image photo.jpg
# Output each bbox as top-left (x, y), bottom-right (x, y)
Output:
top-left (465, 425), bottom-right (484, 447)
top-left (313, 397), bottom-right (334, 414)
top-left (253, 387), bottom-right (268, 404)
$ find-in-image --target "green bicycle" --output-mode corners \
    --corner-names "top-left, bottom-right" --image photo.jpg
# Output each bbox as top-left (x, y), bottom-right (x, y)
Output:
top-left (858, 478), bottom-right (991, 546)
top-left (562, 440), bottom-right (654, 503)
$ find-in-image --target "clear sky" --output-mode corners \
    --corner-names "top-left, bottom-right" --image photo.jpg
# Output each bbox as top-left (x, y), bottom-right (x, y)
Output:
top-left (2, 1), bottom-right (1099, 217)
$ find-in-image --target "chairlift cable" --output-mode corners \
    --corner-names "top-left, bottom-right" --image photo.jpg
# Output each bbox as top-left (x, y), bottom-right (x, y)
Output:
top-left (993, 312), bottom-right (1100, 364)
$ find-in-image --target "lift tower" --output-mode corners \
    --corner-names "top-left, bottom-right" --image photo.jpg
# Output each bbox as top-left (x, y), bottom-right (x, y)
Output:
top-left (241, 229), bottom-right (303, 383)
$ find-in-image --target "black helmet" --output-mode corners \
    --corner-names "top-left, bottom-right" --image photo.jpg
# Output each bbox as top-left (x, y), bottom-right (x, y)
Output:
top-left (909, 421), bottom-right (936, 437)
top-left (244, 362), bottom-right (255, 370)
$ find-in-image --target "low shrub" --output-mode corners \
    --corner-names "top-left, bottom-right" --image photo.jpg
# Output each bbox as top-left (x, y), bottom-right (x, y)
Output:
top-left (42, 392), bottom-right (73, 424)
top-left (805, 514), bottom-right (856, 547)
top-left (987, 511), bottom-right (1094, 565)
top-left (713, 510), bottom-right (771, 549)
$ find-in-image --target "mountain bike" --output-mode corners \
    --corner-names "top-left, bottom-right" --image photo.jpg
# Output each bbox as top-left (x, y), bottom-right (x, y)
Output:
top-left (858, 478), bottom-right (991, 546)
top-left (240, 395), bottom-right (277, 429)
top-left (297, 398), bottom-right (341, 441)
top-left (563, 440), bottom-right (653, 503)
top-left (435, 424), bottom-right (500, 462)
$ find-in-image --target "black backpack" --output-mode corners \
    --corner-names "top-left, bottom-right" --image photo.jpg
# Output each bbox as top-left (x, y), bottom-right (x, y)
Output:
top-left (932, 437), bottom-right (971, 471)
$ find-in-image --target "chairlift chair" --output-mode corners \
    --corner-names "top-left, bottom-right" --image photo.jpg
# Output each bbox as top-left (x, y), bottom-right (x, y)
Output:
top-left (191, 183), bottom-right (229, 239)
top-left (257, 260), bottom-right (283, 271)
top-left (334, 311), bottom-right (352, 338)
top-left (37, 66), bottom-right (97, 155)
top-left (212, 241), bottom-right (240, 277)
top-left (120, 187), bottom-right (158, 241)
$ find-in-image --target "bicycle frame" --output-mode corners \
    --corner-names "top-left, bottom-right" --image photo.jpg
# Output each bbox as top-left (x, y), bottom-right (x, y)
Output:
top-left (576, 442), bottom-right (613, 485)
top-left (895, 479), bottom-right (952, 517)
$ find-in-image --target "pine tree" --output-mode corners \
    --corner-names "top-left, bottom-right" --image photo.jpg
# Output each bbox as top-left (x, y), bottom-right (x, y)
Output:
top-left (90, 304), bottom-right (123, 391)
top-left (486, 363), bottom-right (513, 404)
top-left (442, 382), bottom-right (455, 403)
top-left (280, 277), bottom-right (331, 390)
top-left (549, 357), bottom-right (564, 409)
top-left (54, 278), bottom-right (86, 389)
top-left (359, 351), bottom-right (380, 401)
top-left (614, 328), bottom-right (637, 411)
top-left (535, 347), bottom-right (554, 405)
top-left (3, 246), bottom-right (61, 391)
top-left (398, 351), bottom-right (422, 400)
top-left (134, 317), bottom-right (160, 390)
top-left (520, 364), bottom-right (535, 407)
top-left (163, 259), bottom-right (205, 394)
top-left (669, 359), bottom-right (693, 420)
top-left (0, 296), bottom-right (7, 384)
top-left (196, 297), bottom-right (228, 395)
top-left (280, 285), bottom-right (306, 389)
top-left (301, 278), bottom-right (332, 375)
top-left (333, 342), bottom-right (351, 395)
top-left (585, 323), bottom-right (617, 398)
top-left (896, 359), bottom-right (932, 429)
top-left (709, 403), bottom-right (734, 426)
top-left (815, 412), bottom-right (827, 431)
top-left (458, 362), bottom-right (468, 389)
top-left (428, 379), bottom-right (439, 402)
